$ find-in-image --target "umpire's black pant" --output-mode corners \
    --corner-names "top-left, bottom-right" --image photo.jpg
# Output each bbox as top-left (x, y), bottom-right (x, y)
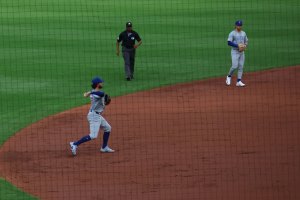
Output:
top-left (122, 47), bottom-right (136, 79)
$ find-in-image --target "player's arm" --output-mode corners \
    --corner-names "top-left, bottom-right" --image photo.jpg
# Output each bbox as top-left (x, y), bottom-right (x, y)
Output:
top-left (116, 34), bottom-right (122, 56)
top-left (134, 33), bottom-right (142, 49)
top-left (83, 91), bottom-right (91, 97)
top-left (83, 91), bottom-right (104, 98)
top-left (134, 40), bottom-right (142, 49)
top-left (227, 32), bottom-right (238, 48)
top-left (244, 34), bottom-right (249, 47)
top-left (227, 41), bottom-right (238, 48)
top-left (90, 91), bottom-right (105, 97)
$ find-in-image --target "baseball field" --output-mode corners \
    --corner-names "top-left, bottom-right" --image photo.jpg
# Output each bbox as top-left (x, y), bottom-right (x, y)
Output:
top-left (0, 0), bottom-right (299, 199)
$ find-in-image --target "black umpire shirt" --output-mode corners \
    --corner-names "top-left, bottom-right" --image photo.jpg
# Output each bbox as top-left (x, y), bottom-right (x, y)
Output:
top-left (117, 31), bottom-right (141, 49)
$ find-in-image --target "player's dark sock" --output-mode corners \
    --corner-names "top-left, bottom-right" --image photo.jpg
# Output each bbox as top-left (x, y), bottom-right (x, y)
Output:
top-left (102, 132), bottom-right (110, 148)
top-left (228, 75), bottom-right (231, 77)
top-left (237, 79), bottom-right (241, 82)
top-left (74, 135), bottom-right (91, 146)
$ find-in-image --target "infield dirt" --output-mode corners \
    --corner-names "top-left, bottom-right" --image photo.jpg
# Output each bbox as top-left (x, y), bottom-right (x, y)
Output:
top-left (0, 66), bottom-right (299, 200)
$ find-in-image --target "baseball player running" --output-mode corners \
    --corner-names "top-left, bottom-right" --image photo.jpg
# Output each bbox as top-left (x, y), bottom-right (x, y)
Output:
top-left (70, 77), bottom-right (114, 156)
top-left (226, 20), bottom-right (248, 87)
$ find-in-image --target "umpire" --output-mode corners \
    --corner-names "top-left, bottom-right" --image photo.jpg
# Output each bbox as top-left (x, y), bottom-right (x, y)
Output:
top-left (116, 22), bottom-right (142, 81)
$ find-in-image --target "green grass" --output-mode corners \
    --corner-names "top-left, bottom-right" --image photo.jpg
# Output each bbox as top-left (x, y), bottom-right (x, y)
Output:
top-left (0, 178), bottom-right (37, 200)
top-left (0, 0), bottom-right (299, 199)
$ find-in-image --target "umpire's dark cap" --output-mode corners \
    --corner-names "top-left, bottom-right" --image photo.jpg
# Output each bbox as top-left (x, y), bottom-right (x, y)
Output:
top-left (126, 22), bottom-right (132, 27)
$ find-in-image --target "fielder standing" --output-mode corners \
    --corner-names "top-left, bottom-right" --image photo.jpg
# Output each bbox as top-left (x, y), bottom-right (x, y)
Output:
top-left (116, 22), bottom-right (142, 81)
top-left (226, 20), bottom-right (248, 87)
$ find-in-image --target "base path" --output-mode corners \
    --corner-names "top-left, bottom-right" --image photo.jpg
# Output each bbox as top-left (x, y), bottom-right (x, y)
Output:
top-left (0, 66), bottom-right (299, 200)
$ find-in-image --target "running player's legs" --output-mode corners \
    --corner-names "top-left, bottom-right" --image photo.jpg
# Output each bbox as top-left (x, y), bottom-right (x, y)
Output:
top-left (99, 116), bottom-right (112, 149)
top-left (228, 51), bottom-right (240, 76)
top-left (237, 53), bottom-right (245, 80)
top-left (100, 116), bottom-right (111, 133)
top-left (70, 112), bottom-right (100, 149)
top-left (88, 113), bottom-right (101, 139)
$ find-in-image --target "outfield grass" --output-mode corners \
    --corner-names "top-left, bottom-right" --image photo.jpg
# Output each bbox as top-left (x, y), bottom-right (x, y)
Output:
top-left (0, 0), bottom-right (299, 199)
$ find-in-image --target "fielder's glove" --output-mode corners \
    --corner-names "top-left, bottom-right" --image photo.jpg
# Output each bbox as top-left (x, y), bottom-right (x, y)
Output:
top-left (104, 94), bottom-right (111, 105)
top-left (238, 43), bottom-right (246, 52)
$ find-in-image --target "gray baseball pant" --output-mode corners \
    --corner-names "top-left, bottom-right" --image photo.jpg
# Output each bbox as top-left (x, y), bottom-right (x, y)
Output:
top-left (88, 112), bottom-right (111, 139)
top-left (122, 47), bottom-right (136, 78)
top-left (228, 50), bottom-right (245, 80)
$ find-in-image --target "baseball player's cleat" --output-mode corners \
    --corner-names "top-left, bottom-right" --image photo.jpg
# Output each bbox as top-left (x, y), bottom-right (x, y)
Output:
top-left (226, 76), bottom-right (231, 86)
top-left (70, 142), bottom-right (77, 156)
top-left (236, 81), bottom-right (246, 87)
top-left (100, 146), bottom-right (115, 153)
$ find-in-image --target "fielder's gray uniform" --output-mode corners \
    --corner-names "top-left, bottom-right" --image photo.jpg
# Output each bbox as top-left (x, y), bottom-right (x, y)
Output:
top-left (88, 90), bottom-right (111, 139)
top-left (227, 30), bottom-right (248, 79)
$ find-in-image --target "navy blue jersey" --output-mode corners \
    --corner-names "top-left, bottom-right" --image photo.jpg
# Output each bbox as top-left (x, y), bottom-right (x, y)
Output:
top-left (117, 31), bottom-right (141, 49)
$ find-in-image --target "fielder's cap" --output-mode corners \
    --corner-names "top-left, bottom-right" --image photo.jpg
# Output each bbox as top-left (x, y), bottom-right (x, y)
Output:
top-left (91, 76), bottom-right (104, 85)
top-left (126, 22), bottom-right (132, 27)
top-left (235, 20), bottom-right (243, 26)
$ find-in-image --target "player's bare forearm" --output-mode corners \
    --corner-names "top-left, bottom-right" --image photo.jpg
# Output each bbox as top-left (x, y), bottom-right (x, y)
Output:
top-left (83, 91), bottom-right (91, 98)
top-left (134, 40), bottom-right (142, 49)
